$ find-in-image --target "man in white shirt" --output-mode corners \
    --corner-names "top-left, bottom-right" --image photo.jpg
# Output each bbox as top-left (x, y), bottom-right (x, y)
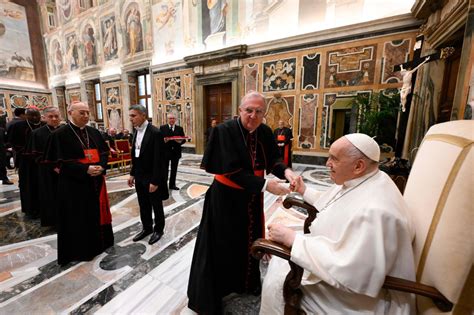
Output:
top-left (260, 133), bottom-right (416, 314)
top-left (128, 105), bottom-right (169, 245)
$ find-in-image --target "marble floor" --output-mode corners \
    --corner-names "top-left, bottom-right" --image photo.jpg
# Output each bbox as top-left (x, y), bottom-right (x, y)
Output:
top-left (0, 154), bottom-right (331, 314)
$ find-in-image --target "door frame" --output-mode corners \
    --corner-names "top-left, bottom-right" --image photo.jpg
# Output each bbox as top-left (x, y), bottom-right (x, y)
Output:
top-left (194, 70), bottom-right (241, 154)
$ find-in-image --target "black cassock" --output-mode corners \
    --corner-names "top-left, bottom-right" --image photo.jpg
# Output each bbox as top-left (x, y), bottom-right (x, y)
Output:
top-left (187, 119), bottom-right (287, 314)
top-left (274, 126), bottom-right (293, 168)
top-left (44, 123), bottom-right (114, 265)
top-left (26, 125), bottom-right (59, 226)
top-left (9, 120), bottom-right (44, 216)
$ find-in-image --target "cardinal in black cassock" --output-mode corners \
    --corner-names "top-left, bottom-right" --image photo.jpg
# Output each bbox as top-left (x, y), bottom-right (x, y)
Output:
top-left (274, 120), bottom-right (293, 167)
top-left (187, 92), bottom-right (297, 314)
top-left (26, 107), bottom-right (61, 227)
top-left (43, 102), bottom-right (113, 265)
top-left (8, 108), bottom-right (44, 217)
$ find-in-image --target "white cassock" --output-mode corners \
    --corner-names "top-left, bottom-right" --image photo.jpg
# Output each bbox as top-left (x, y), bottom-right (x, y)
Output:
top-left (260, 169), bottom-right (416, 315)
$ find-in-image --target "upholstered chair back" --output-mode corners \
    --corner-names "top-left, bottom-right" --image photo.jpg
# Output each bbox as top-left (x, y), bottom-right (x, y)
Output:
top-left (403, 120), bottom-right (473, 314)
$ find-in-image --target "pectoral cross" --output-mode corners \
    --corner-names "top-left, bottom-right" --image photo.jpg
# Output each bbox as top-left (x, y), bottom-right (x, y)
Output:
top-left (85, 151), bottom-right (93, 161)
top-left (392, 35), bottom-right (455, 157)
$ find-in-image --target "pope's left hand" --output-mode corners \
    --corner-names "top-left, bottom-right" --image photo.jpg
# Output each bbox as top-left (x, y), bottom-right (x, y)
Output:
top-left (268, 223), bottom-right (295, 247)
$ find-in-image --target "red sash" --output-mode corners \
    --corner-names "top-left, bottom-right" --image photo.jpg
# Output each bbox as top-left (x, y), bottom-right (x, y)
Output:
top-left (277, 135), bottom-right (286, 142)
top-left (78, 149), bottom-right (100, 164)
top-left (215, 169), bottom-right (265, 189)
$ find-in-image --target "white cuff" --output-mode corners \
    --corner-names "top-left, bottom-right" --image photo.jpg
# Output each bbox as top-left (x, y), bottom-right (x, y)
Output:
top-left (262, 179), bottom-right (268, 192)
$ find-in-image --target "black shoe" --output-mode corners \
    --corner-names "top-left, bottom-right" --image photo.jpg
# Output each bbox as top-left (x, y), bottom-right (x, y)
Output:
top-left (133, 230), bottom-right (152, 242)
top-left (2, 179), bottom-right (13, 185)
top-left (148, 231), bottom-right (163, 245)
top-left (169, 186), bottom-right (180, 190)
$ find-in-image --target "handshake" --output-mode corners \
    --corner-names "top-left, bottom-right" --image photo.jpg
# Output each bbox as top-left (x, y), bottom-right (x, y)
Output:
top-left (265, 169), bottom-right (306, 196)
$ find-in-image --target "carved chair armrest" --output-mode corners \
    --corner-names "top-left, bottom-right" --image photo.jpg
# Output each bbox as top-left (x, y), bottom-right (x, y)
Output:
top-left (283, 194), bottom-right (319, 234)
top-left (383, 276), bottom-right (453, 312)
top-left (251, 238), bottom-right (291, 261)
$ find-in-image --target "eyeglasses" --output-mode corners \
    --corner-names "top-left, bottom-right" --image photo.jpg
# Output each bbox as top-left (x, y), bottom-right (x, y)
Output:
top-left (242, 107), bottom-right (265, 116)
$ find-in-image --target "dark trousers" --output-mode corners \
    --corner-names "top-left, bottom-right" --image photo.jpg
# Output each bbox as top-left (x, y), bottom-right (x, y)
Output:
top-left (135, 175), bottom-right (165, 233)
top-left (166, 157), bottom-right (179, 188)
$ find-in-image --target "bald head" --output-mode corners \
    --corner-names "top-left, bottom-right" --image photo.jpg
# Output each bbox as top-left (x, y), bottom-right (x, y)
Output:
top-left (68, 102), bottom-right (90, 127)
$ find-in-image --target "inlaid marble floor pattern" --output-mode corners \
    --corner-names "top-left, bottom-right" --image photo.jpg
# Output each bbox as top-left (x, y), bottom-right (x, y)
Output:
top-left (0, 154), bottom-right (330, 314)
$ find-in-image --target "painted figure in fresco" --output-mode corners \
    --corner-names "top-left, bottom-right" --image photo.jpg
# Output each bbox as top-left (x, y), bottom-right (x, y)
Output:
top-left (399, 56), bottom-right (430, 112)
top-left (207, 0), bottom-right (227, 34)
top-left (126, 6), bottom-right (143, 56)
top-left (155, 0), bottom-right (177, 31)
top-left (66, 35), bottom-right (79, 71)
top-left (53, 41), bottom-right (63, 75)
top-left (83, 25), bottom-right (97, 66)
top-left (103, 18), bottom-right (118, 60)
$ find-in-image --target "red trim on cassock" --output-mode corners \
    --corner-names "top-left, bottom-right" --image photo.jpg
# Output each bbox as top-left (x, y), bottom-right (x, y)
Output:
top-left (99, 175), bottom-right (112, 225)
top-left (283, 143), bottom-right (290, 166)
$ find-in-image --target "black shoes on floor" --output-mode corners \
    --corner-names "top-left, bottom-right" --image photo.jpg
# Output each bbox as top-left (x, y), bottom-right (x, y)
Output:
top-left (132, 230), bottom-right (152, 242)
top-left (132, 230), bottom-right (163, 245)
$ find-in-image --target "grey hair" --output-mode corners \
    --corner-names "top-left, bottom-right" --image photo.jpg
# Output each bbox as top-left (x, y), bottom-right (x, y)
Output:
top-left (240, 90), bottom-right (266, 108)
top-left (345, 142), bottom-right (378, 168)
top-left (129, 104), bottom-right (147, 114)
top-left (43, 107), bottom-right (60, 115)
top-left (167, 112), bottom-right (176, 118)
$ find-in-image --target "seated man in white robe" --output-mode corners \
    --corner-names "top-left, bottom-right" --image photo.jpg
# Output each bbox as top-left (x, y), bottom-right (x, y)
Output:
top-left (260, 134), bottom-right (416, 315)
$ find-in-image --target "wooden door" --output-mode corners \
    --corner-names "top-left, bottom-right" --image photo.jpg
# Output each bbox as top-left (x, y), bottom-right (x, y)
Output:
top-left (438, 47), bottom-right (461, 123)
top-left (204, 83), bottom-right (232, 129)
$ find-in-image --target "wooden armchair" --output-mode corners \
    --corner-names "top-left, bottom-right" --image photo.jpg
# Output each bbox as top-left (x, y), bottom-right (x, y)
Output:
top-left (114, 139), bottom-right (132, 170)
top-left (252, 120), bottom-right (473, 314)
top-left (105, 140), bottom-right (122, 170)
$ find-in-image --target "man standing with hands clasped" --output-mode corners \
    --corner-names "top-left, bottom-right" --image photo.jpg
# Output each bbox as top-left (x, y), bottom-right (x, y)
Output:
top-left (43, 102), bottom-right (113, 266)
top-left (160, 113), bottom-right (186, 190)
top-left (128, 104), bottom-right (169, 245)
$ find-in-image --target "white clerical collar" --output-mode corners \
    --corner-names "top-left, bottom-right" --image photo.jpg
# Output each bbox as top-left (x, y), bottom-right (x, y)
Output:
top-left (343, 168), bottom-right (379, 188)
top-left (136, 120), bottom-right (148, 131)
top-left (70, 120), bottom-right (86, 130)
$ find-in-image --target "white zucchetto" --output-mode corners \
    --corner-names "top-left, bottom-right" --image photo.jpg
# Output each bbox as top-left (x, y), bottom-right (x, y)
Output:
top-left (344, 133), bottom-right (380, 162)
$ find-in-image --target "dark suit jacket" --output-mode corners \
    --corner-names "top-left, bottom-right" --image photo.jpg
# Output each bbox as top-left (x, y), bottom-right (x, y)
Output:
top-left (159, 124), bottom-right (185, 160)
top-left (131, 124), bottom-right (168, 200)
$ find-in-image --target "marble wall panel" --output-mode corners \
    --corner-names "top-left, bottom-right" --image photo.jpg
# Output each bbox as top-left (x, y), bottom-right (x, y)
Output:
top-left (262, 58), bottom-right (296, 92)
top-left (301, 53), bottom-right (321, 90)
top-left (183, 74), bottom-right (193, 100)
top-left (184, 102), bottom-right (193, 139)
top-left (164, 76), bottom-right (181, 101)
top-left (325, 45), bottom-right (376, 87)
top-left (244, 63), bottom-right (258, 93)
top-left (298, 94), bottom-right (318, 149)
top-left (381, 39), bottom-right (411, 84)
top-left (264, 96), bottom-right (295, 131)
